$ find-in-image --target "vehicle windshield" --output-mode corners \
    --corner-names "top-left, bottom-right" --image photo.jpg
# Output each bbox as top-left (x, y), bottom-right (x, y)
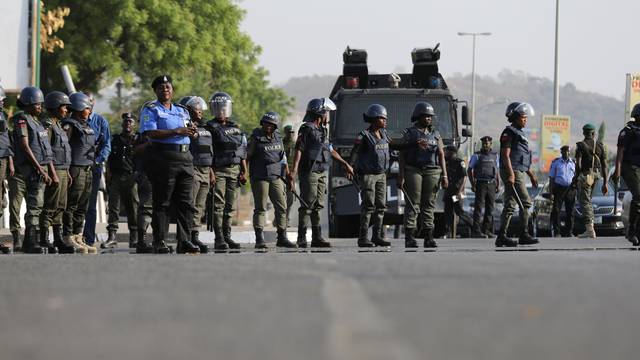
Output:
top-left (332, 94), bottom-right (454, 140)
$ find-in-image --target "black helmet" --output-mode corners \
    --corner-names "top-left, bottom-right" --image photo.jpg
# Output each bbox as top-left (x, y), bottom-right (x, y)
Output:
top-left (209, 92), bottom-right (232, 118)
top-left (69, 92), bottom-right (92, 112)
top-left (260, 111), bottom-right (280, 127)
top-left (44, 91), bottom-right (71, 110)
top-left (631, 103), bottom-right (640, 120)
top-left (505, 101), bottom-right (535, 120)
top-left (411, 102), bottom-right (436, 121)
top-left (306, 97), bottom-right (337, 116)
top-left (363, 104), bottom-right (387, 122)
top-left (19, 86), bottom-right (44, 105)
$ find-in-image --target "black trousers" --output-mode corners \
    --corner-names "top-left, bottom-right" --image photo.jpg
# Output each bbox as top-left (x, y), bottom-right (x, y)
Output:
top-left (148, 149), bottom-right (195, 244)
top-left (551, 184), bottom-right (575, 236)
top-left (444, 190), bottom-right (473, 236)
top-left (472, 180), bottom-right (496, 233)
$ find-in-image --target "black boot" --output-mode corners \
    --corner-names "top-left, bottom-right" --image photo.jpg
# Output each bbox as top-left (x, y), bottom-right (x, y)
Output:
top-left (22, 227), bottom-right (45, 254)
top-left (152, 240), bottom-right (170, 254)
top-left (276, 228), bottom-right (297, 248)
top-left (311, 226), bottom-right (331, 248)
top-left (423, 228), bottom-right (437, 248)
top-left (213, 226), bottom-right (229, 250)
top-left (135, 230), bottom-right (153, 254)
top-left (223, 226), bottom-right (242, 249)
top-left (52, 225), bottom-right (74, 254)
top-left (129, 230), bottom-right (137, 249)
top-left (254, 228), bottom-right (267, 249)
top-left (297, 226), bottom-right (308, 248)
top-left (358, 237), bottom-right (375, 247)
top-left (176, 236), bottom-right (200, 254)
top-left (496, 214), bottom-right (517, 247)
top-left (39, 228), bottom-right (58, 254)
top-left (12, 230), bottom-right (22, 252)
top-left (102, 230), bottom-right (118, 249)
top-left (518, 233), bottom-right (539, 245)
top-left (190, 231), bottom-right (209, 253)
top-left (405, 227), bottom-right (418, 248)
top-left (372, 226), bottom-right (391, 247)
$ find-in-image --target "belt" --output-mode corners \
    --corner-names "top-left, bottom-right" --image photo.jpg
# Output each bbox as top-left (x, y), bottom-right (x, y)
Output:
top-left (152, 143), bottom-right (190, 153)
top-left (71, 165), bottom-right (92, 170)
top-left (476, 179), bottom-right (496, 183)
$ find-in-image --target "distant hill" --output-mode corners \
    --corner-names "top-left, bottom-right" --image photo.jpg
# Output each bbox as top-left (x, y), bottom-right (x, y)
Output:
top-left (278, 70), bottom-right (625, 148)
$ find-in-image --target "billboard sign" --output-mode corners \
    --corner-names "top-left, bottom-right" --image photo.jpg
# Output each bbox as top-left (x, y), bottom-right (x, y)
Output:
top-left (540, 115), bottom-right (571, 173)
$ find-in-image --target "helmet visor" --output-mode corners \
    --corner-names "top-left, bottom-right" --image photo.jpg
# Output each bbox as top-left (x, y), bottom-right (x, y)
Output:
top-left (514, 102), bottom-right (535, 118)
top-left (211, 99), bottom-right (232, 118)
top-left (187, 96), bottom-right (208, 112)
top-left (322, 98), bottom-right (337, 111)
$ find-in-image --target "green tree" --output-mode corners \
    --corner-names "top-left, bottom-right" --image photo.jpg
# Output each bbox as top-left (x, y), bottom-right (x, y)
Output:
top-left (40, 0), bottom-right (293, 129)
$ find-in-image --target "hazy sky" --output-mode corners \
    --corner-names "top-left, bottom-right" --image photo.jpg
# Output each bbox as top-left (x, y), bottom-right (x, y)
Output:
top-left (239, 0), bottom-right (639, 99)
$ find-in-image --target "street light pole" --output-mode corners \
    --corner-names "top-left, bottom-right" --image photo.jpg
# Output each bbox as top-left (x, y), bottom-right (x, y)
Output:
top-left (458, 32), bottom-right (492, 159)
top-left (553, 0), bottom-right (560, 115)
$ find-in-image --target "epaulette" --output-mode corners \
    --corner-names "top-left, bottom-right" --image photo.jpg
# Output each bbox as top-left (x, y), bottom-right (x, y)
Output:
top-left (142, 101), bottom-right (156, 109)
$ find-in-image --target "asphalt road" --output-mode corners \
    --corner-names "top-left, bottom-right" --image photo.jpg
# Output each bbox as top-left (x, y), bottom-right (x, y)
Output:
top-left (1, 236), bottom-right (639, 360)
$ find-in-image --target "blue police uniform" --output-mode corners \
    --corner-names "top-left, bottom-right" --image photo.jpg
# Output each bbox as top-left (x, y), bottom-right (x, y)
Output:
top-left (549, 156), bottom-right (576, 236)
top-left (139, 99), bottom-right (196, 252)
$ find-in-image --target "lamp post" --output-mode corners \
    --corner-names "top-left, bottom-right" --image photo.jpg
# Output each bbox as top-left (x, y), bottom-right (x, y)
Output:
top-left (553, 0), bottom-right (560, 115)
top-left (458, 32), bottom-right (492, 159)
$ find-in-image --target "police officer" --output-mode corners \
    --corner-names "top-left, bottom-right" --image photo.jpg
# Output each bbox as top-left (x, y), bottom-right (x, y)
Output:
top-left (398, 102), bottom-right (448, 248)
top-left (0, 86), bottom-right (15, 253)
top-left (247, 111), bottom-right (297, 249)
top-left (574, 123), bottom-right (608, 238)
top-left (140, 75), bottom-right (199, 254)
top-left (349, 104), bottom-right (392, 247)
top-left (206, 92), bottom-right (247, 250)
top-left (496, 102), bottom-right (539, 247)
top-left (40, 91), bottom-right (76, 254)
top-left (443, 145), bottom-right (473, 238)
top-left (132, 120), bottom-right (154, 253)
top-left (467, 136), bottom-right (499, 238)
top-left (283, 124), bottom-right (296, 226)
top-left (62, 92), bottom-right (98, 254)
top-left (103, 113), bottom-right (139, 249)
top-left (613, 103), bottom-right (640, 246)
top-left (12, 86), bottom-right (56, 254)
top-left (548, 145), bottom-right (576, 237)
top-left (184, 96), bottom-right (211, 253)
top-left (290, 97), bottom-right (354, 248)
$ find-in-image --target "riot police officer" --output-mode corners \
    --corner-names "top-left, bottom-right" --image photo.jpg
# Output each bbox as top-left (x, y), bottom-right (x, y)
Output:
top-left (613, 103), bottom-right (640, 246)
top-left (283, 124), bottom-right (296, 226)
top-left (40, 91), bottom-right (76, 254)
top-left (467, 136), bottom-right (499, 238)
top-left (398, 102), bottom-right (448, 248)
top-left (247, 111), bottom-right (297, 249)
top-left (0, 86), bottom-right (15, 254)
top-left (443, 145), bottom-right (473, 238)
top-left (496, 102), bottom-right (539, 247)
top-left (574, 123), bottom-right (608, 238)
top-left (206, 92), bottom-right (247, 250)
top-left (290, 98), bottom-right (354, 248)
top-left (350, 104), bottom-right (392, 248)
top-left (103, 113), bottom-right (139, 249)
top-left (184, 96), bottom-right (211, 253)
top-left (12, 86), bottom-right (56, 254)
top-left (139, 75), bottom-right (199, 254)
top-left (62, 92), bottom-right (98, 254)
top-left (132, 119), bottom-right (153, 253)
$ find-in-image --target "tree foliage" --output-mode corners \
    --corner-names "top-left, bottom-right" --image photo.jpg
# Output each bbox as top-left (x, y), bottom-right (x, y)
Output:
top-left (40, 0), bottom-right (293, 129)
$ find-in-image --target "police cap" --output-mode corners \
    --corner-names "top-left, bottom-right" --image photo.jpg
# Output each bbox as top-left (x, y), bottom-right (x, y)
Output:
top-left (480, 136), bottom-right (493, 142)
top-left (284, 125), bottom-right (294, 133)
top-left (151, 74), bottom-right (172, 89)
top-left (582, 123), bottom-right (596, 131)
top-left (560, 145), bottom-right (570, 152)
top-left (121, 112), bottom-right (136, 121)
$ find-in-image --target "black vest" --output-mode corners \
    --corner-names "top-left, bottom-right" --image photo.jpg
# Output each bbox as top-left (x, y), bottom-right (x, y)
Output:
top-left (403, 127), bottom-right (440, 168)
top-left (190, 124), bottom-right (214, 167)
top-left (13, 113), bottom-right (53, 166)
top-left (356, 128), bottom-right (390, 174)
top-left (501, 126), bottom-right (531, 171)
top-left (207, 120), bottom-right (246, 167)
top-left (48, 121), bottom-right (72, 169)
top-left (473, 151), bottom-right (497, 181)
top-left (0, 111), bottom-right (13, 158)
top-left (446, 157), bottom-right (466, 191)
top-left (249, 128), bottom-right (285, 181)
top-left (622, 122), bottom-right (640, 166)
top-left (109, 133), bottom-right (135, 174)
top-left (299, 122), bottom-right (330, 173)
top-left (63, 118), bottom-right (96, 166)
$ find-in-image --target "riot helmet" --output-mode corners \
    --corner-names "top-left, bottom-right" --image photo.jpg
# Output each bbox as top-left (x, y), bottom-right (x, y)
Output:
top-left (505, 102), bottom-right (535, 121)
top-left (210, 92), bottom-right (232, 118)
top-left (69, 92), bottom-right (92, 112)
top-left (260, 111), bottom-right (280, 128)
top-left (44, 91), bottom-right (71, 110)
top-left (305, 97), bottom-right (337, 116)
top-left (178, 96), bottom-right (194, 107)
top-left (411, 102), bottom-right (436, 121)
top-left (19, 86), bottom-right (45, 105)
top-left (185, 96), bottom-right (208, 112)
top-left (631, 103), bottom-right (640, 120)
top-left (363, 104), bottom-right (387, 122)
